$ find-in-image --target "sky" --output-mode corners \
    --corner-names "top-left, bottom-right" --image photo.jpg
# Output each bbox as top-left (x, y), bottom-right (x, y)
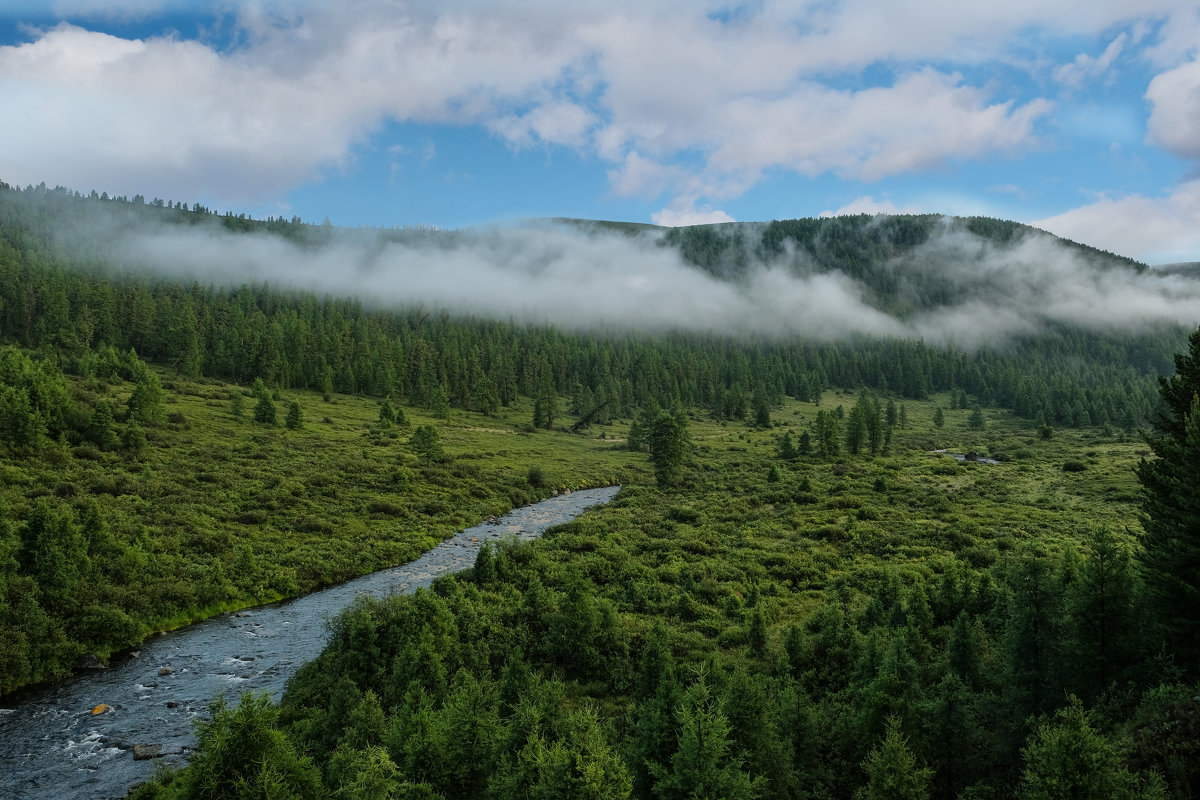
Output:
top-left (3, 1), bottom-right (1200, 264)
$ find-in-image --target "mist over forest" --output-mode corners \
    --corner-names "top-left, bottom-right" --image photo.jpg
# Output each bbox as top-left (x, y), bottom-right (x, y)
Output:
top-left (3, 182), bottom-right (1200, 800)
top-left (42, 189), bottom-right (1200, 349)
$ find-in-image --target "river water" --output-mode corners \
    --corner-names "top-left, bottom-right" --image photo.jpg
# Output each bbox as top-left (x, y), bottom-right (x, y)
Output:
top-left (0, 486), bottom-right (620, 800)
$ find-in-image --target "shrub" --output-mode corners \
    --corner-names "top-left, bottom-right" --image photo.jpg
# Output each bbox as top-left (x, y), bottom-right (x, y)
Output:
top-left (526, 464), bottom-right (547, 487)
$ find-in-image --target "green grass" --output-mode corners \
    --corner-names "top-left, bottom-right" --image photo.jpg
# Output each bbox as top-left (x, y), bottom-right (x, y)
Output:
top-left (0, 366), bottom-right (643, 694)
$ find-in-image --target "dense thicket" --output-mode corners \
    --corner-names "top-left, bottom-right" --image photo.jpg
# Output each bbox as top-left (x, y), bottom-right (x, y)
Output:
top-left (132, 403), bottom-right (1198, 799)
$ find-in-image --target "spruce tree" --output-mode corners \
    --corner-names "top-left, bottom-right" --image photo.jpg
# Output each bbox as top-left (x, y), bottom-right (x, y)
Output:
top-left (1136, 326), bottom-right (1200, 674)
top-left (86, 400), bottom-right (118, 450)
top-left (856, 716), bottom-right (932, 800)
top-left (410, 424), bottom-right (443, 464)
top-left (1018, 698), bottom-right (1139, 800)
top-left (285, 400), bottom-right (303, 430)
top-left (229, 390), bottom-right (245, 419)
top-left (649, 410), bottom-right (690, 487)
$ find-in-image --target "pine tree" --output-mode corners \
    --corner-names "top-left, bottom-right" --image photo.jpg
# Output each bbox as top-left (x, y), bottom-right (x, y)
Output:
top-left (253, 381), bottom-right (277, 425)
top-left (229, 390), bottom-right (245, 419)
top-left (86, 400), bottom-right (118, 450)
top-left (1136, 326), bottom-right (1200, 672)
top-left (650, 673), bottom-right (764, 800)
top-left (378, 395), bottom-right (397, 428)
top-left (533, 370), bottom-right (558, 430)
top-left (1018, 698), bottom-right (1140, 800)
top-left (285, 400), bottom-right (303, 430)
top-left (856, 716), bottom-right (932, 800)
top-left (1065, 528), bottom-right (1140, 699)
top-left (777, 431), bottom-right (799, 461)
top-left (410, 424), bottom-right (443, 464)
top-left (933, 406), bottom-right (944, 428)
top-left (126, 367), bottom-right (166, 426)
top-left (649, 410), bottom-right (690, 487)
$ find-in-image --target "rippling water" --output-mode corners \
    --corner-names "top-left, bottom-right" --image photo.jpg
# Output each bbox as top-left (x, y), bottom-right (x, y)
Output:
top-left (0, 486), bottom-right (619, 800)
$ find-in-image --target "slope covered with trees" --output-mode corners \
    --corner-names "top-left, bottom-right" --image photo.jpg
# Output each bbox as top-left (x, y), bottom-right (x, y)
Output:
top-left (1, 180), bottom-right (1198, 797)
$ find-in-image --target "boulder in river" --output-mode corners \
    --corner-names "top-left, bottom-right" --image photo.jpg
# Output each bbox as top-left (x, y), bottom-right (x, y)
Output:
top-left (158, 666), bottom-right (173, 676)
top-left (76, 654), bottom-right (105, 670)
top-left (132, 744), bottom-right (183, 760)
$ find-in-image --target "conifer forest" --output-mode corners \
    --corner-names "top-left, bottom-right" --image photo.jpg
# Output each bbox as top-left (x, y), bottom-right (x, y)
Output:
top-left (1, 183), bottom-right (1198, 799)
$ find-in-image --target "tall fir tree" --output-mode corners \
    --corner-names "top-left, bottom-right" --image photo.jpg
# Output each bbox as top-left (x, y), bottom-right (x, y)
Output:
top-left (1136, 326), bottom-right (1200, 675)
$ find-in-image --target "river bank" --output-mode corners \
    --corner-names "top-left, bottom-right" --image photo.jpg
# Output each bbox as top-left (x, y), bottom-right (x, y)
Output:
top-left (0, 486), bottom-right (619, 800)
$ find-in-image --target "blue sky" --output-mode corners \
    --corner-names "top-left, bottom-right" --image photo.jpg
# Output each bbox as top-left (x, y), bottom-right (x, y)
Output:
top-left (3, 1), bottom-right (1200, 262)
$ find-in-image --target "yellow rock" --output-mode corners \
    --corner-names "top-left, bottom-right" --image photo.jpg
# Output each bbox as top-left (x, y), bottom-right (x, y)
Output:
top-left (91, 704), bottom-right (110, 715)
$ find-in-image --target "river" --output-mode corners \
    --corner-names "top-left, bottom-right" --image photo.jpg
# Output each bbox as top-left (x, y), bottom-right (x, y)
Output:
top-left (0, 485), bottom-right (620, 800)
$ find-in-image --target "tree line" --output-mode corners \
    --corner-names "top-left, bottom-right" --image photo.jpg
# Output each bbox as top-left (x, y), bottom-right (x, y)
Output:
top-left (0, 183), bottom-right (1175, 431)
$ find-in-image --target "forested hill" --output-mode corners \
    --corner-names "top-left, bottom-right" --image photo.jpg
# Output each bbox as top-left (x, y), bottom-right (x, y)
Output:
top-left (560, 214), bottom-right (1149, 319)
top-left (5, 181), bottom-right (1150, 322)
top-left (0, 180), bottom-right (1189, 435)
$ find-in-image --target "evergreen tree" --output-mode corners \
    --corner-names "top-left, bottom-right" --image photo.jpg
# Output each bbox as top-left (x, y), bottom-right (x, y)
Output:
top-left (846, 404), bottom-right (868, 455)
top-left (431, 384), bottom-right (451, 420)
top-left (753, 392), bottom-right (772, 428)
top-left (968, 405), bottom-right (986, 430)
top-left (856, 716), bottom-right (932, 800)
top-left (1018, 698), bottom-right (1141, 800)
top-left (285, 400), bottom-right (303, 430)
top-left (533, 370), bottom-right (558, 430)
top-left (18, 499), bottom-right (88, 613)
top-left (86, 400), bottom-right (118, 450)
top-left (126, 368), bottom-right (166, 426)
top-left (777, 431), bottom-right (798, 461)
top-left (1136, 326), bottom-right (1200, 673)
top-left (1065, 528), bottom-right (1140, 699)
top-left (933, 406), bottom-right (944, 428)
top-left (177, 692), bottom-right (321, 800)
top-left (378, 395), bottom-right (397, 428)
top-left (1003, 556), bottom-right (1066, 722)
top-left (0, 386), bottom-right (44, 450)
top-left (649, 410), bottom-right (690, 487)
top-left (650, 673), bottom-right (764, 800)
top-left (251, 378), bottom-right (276, 425)
top-left (410, 424), bottom-right (443, 464)
top-left (229, 390), bottom-right (245, 419)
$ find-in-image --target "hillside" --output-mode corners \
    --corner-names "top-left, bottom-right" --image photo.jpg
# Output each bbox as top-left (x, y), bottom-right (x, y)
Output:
top-left (0, 180), bottom-right (1198, 798)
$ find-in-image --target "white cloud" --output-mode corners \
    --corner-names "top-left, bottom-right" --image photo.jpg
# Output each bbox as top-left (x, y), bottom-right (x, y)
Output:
top-left (0, 0), bottom-right (1193, 218)
top-left (1032, 180), bottom-right (1200, 263)
top-left (1055, 32), bottom-right (1127, 88)
top-left (1146, 54), bottom-right (1200, 160)
top-left (489, 101), bottom-right (596, 149)
top-left (0, 24), bottom-right (372, 202)
top-left (1142, 5), bottom-right (1200, 67)
top-left (700, 70), bottom-right (1052, 182)
top-left (819, 196), bottom-right (925, 217)
top-left (651, 203), bottom-right (734, 227)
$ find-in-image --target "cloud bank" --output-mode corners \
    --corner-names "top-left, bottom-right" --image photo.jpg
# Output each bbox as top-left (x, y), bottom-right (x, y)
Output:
top-left (0, 1), bottom-right (1186, 224)
top-left (71, 214), bottom-right (1200, 348)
